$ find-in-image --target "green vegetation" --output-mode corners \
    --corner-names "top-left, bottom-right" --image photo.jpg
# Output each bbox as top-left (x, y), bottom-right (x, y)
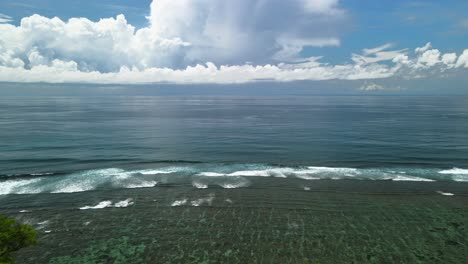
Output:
top-left (0, 215), bottom-right (37, 264)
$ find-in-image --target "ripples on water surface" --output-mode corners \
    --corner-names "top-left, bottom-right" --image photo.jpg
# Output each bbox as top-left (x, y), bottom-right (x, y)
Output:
top-left (1, 95), bottom-right (468, 263)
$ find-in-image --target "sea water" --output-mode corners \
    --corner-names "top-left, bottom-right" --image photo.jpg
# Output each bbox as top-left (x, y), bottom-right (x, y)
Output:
top-left (1, 95), bottom-right (468, 194)
top-left (1, 94), bottom-right (468, 263)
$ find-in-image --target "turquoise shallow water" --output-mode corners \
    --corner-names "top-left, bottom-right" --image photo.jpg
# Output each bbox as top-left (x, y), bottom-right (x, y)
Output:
top-left (2, 179), bottom-right (467, 263)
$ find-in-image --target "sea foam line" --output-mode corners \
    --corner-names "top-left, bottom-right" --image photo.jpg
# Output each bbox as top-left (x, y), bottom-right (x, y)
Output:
top-left (79, 199), bottom-right (134, 210)
top-left (438, 168), bottom-right (468, 174)
top-left (436, 191), bottom-right (454, 196)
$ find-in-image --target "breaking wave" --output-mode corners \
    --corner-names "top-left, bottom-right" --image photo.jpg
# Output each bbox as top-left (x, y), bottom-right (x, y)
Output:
top-left (1, 164), bottom-right (467, 195)
top-left (79, 198), bottom-right (134, 210)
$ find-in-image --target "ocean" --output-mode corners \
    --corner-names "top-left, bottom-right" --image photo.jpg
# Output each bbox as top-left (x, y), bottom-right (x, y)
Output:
top-left (1, 95), bottom-right (467, 263)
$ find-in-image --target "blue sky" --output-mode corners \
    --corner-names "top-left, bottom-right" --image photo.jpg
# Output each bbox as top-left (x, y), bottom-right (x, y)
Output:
top-left (0, 1), bottom-right (151, 27)
top-left (2, 0), bottom-right (467, 60)
top-left (308, 0), bottom-right (468, 63)
top-left (0, 0), bottom-right (467, 88)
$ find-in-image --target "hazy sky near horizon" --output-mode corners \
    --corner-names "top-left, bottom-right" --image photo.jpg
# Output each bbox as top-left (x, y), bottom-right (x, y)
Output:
top-left (1, 0), bottom-right (468, 90)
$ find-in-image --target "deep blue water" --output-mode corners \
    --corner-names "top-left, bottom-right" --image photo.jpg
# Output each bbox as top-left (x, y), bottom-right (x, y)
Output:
top-left (1, 95), bottom-right (468, 194)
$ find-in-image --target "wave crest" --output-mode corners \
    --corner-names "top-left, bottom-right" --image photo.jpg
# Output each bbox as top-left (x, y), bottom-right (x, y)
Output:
top-left (2, 164), bottom-right (466, 195)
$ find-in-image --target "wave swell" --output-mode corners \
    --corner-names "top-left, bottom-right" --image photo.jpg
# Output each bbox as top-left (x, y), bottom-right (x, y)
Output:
top-left (1, 164), bottom-right (467, 195)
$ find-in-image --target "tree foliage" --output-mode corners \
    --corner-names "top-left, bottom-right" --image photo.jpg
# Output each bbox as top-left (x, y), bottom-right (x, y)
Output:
top-left (0, 215), bottom-right (37, 264)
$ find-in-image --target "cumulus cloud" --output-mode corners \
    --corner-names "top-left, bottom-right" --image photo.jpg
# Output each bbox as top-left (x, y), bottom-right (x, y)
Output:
top-left (393, 42), bottom-right (461, 72)
top-left (0, 2), bottom-right (467, 84)
top-left (147, 0), bottom-right (347, 64)
top-left (0, 61), bottom-right (397, 84)
top-left (442, 53), bottom-right (457, 67)
top-left (0, 13), bottom-right (190, 72)
top-left (417, 49), bottom-right (441, 67)
top-left (415, 42), bottom-right (432, 54)
top-left (456, 50), bottom-right (468, 68)
top-left (0, 0), bottom-right (346, 72)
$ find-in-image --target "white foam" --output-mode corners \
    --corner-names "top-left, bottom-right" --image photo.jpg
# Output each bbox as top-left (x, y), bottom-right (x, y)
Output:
top-left (228, 170), bottom-right (270, 177)
top-left (139, 170), bottom-right (176, 175)
top-left (80, 201), bottom-right (113, 210)
top-left (19, 210), bottom-right (31, 213)
top-left (296, 175), bottom-right (321, 180)
top-left (392, 175), bottom-right (435, 182)
top-left (198, 169), bottom-right (284, 178)
top-left (452, 175), bottom-right (468, 182)
top-left (439, 168), bottom-right (468, 174)
top-left (304, 187), bottom-right (311, 191)
top-left (51, 183), bottom-right (91, 193)
top-left (114, 198), bottom-right (134, 208)
top-left (171, 199), bottom-right (187, 207)
top-left (225, 198), bottom-right (233, 204)
top-left (194, 174), bottom-right (251, 189)
top-left (198, 167), bottom-right (359, 179)
top-left (31, 173), bottom-right (53, 176)
top-left (80, 199), bottom-right (134, 210)
top-left (38, 220), bottom-right (49, 225)
top-left (190, 194), bottom-right (215, 207)
top-left (0, 178), bottom-right (42, 195)
top-left (6, 165), bottom-right (467, 196)
top-left (51, 168), bottom-right (132, 194)
top-left (197, 172), bottom-right (225, 177)
top-left (220, 182), bottom-right (248, 189)
top-left (269, 171), bottom-right (288, 178)
top-left (294, 167), bottom-right (360, 180)
top-left (436, 191), bottom-right (454, 196)
top-left (125, 181), bottom-right (158, 189)
top-left (307, 166), bottom-right (359, 174)
top-left (197, 166), bottom-right (367, 183)
top-left (35, 220), bottom-right (50, 230)
top-left (439, 168), bottom-right (468, 182)
top-left (192, 182), bottom-right (208, 189)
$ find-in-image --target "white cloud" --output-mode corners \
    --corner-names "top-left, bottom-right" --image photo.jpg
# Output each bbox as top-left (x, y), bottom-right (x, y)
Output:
top-left (392, 54), bottom-right (411, 65)
top-left (0, 0), bottom-right (346, 72)
top-left (300, 0), bottom-right (343, 15)
top-left (359, 82), bottom-right (401, 91)
top-left (362, 43), bottom-right (394, 56)
top-left (390, 43), bottom-right (468, 77)
top-left (415, 42), bottom-right (432, 54)
top-left (0, 13), bottom-right (12, 23)
top-left (417, 49), bottom-right (441, 67)
top-left (0, 42), bottom-right (466, 84)
top-left (442, 53), bottom-right (457, 67)
top-left (151, 0), bottom-right (347, 65)
top-left (273, 37), bottom-right (340, 61)
top-left (0, 1), bottom-right (467, 84)
top-left (0, 61), bottom-right (397, 84)
top-left (352, 43), bottom-right (407, 65)
top-left (456, 50), bottom-right (468, 68)
top-left (411, 43), bottom-right (460, 69)
top-left (147, 0), bottom-right (346, 64)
